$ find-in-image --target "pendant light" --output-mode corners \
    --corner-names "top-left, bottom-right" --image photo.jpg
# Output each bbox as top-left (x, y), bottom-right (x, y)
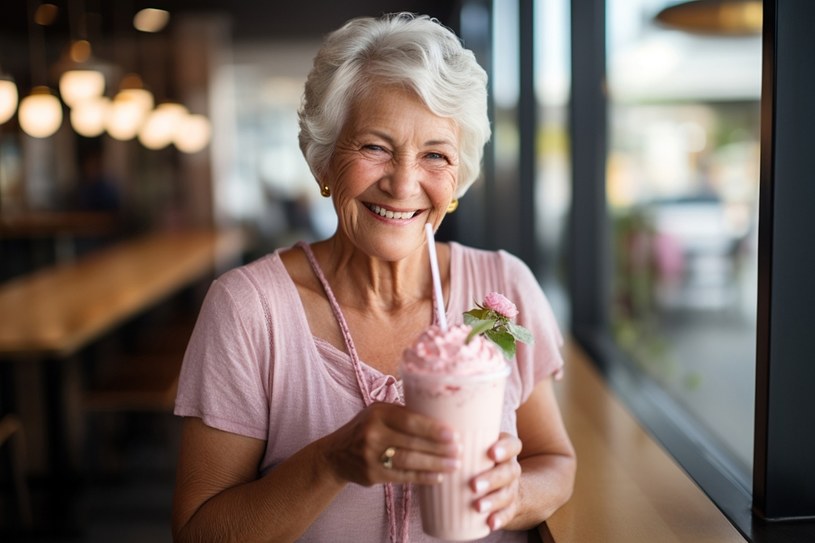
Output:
top-left (19, 86), bottom-right (63, 138)
top-left (107, 5), bottom-right (158, 142)
top-left (655, 0), bottom-right (762, 35)
top-left (20, 1), bottom-right (63, 138)
top-left (55, 0), bottom-right (119, 112)
top-left (174, 113), bottom-right (212, 154)
top-left (58, 40), bottom-right (106, 108)
top-left (115, 73), bottom-right (153, 113)
top-left (70, 94), bottom-right (109, 137)
top-left (63, 14), bottom-right (111, 137)
top-left (136, 25), bottom-right (186, 150)
top-left (0, 72), bottom-right (18, 125)
top-left (107, 94), bottom-right (146, 140)
top-left (138, 101), bottom-right (187, 149)
top-left (133, 8), bottom-right (170, 33)
top-left (106, 73), bottom-right (153, 140)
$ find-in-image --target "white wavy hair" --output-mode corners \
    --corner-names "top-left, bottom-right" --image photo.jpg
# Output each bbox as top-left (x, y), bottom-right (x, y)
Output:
top-left (298, 12), bottom-right (491, 198)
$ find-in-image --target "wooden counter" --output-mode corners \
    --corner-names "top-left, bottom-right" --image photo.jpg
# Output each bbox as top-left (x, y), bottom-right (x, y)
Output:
top-left (542, 342), bottom-right (746, 542)
top-left (0, 211), bottom-right (119, 238)
top-left (0, 227), bottom-right (245, 482)
top-left (0, 228), bottom-right (244, 359)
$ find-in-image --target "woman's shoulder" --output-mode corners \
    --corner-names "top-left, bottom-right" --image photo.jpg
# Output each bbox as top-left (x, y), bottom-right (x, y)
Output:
top-left (208, 248), bottom-right (296, 303)
top-left (196, 247), bottom-right (307, 340)
top-left (449, 242), bottom-right (532, 276)
top-left (449, 242), bottom-right (543, 311)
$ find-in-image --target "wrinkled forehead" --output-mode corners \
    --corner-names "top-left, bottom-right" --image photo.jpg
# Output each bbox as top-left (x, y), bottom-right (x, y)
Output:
top-left (343, 84), bottom-right (459, 139)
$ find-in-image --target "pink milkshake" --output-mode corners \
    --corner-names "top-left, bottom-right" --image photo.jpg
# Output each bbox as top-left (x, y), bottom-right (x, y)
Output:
top-left (401, 324), bottom-right (510, 541)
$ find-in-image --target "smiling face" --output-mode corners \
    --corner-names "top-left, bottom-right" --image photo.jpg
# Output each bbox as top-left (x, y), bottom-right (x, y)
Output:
top-left (324, 85), bottom-right (460, 262)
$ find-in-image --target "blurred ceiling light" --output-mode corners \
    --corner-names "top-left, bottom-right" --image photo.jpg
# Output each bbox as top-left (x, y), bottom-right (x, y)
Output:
top-left (138, 102), bottom-right (188, 149)
top-left (106, 74), bottom-right (154, 140)
top-left (115, 73), bottom-right (154, 112)
top-left (0, 75), bottom-right (18, 125)
top-left (19, 86), bottom-right (63, 138)
top-left (59, 70), bottom-right (105, 107)
top-left (107, 95), bottom-right (146, 140)
top-left (174, 114), bottom-right (212, 153)
top-left (69, 37), bottom-right (91, 62)
top-left (70, 95), bottom-right (109, 137)
top-left (23, 0), bottom-right (62, 137)
top-left (133, 8), bottom-right (170, 33)
top-left (655, 0), bottom-right (762, 35)
top-left (116, 87), bottom-right (154, 113)
top-left (34, 3), bottom-right (59, 26)
top-left (57, 41), bottom-right (108, 108)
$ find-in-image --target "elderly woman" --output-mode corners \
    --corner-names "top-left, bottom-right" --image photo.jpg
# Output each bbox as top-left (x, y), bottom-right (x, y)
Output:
top-left (172, 12), bottom-right (575, 543)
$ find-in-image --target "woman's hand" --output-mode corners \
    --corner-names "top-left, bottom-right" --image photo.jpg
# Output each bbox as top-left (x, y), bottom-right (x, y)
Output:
top-left (467, 379), bottom-right (575, 534)
top-left (470, 432), bottom-right (524, 532)
top-left (323, 402), bottom-right (461, 487)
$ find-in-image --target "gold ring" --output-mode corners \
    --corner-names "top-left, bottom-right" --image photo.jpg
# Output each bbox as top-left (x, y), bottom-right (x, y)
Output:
top-left (380, 446), bottom-right (396, 469)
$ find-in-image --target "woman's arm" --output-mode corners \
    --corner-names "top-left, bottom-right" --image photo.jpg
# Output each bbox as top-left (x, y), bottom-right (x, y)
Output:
top-left (172, 403), bottom-right (460, 543)
top-left (172, 417), bottom-right (345, 543)
top-left (470, 378), bottom-right (576, 532)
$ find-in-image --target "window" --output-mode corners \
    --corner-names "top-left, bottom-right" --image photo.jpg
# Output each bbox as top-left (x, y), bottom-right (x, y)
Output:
top-left (569, 0), bottom-right (815, 537)
top-left (534, 0), bottom-right (571, 322)
top-left (606, 0), bottom-right (761, 475)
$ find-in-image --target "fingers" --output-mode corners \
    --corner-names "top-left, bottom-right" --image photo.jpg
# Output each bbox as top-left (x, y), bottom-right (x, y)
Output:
top-left (372, 408), bottom-right (462, 484)
top-left (378, 427), bottom-right (461, 462)
top-left (472, 463), bottom-right (520, 531)
top-left (337, 403), bottom-right (460, 486)
top-left (383, 403), bottom-right (459, 450)
top-left (470, 433), bottom-right (523, 531)
top-left (488, 433), bottom-right (523, 462)
top-left (377, 445), bottom-right (460, 485)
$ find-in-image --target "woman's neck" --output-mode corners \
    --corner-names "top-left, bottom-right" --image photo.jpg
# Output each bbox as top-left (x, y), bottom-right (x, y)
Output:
top-left (312, 236), bottom-right (446, 314)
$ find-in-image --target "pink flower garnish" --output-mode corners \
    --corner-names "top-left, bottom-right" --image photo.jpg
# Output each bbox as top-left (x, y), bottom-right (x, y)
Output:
top-left (483, 292), bottom-right (518, 319)
top-left (463, 292), bottom-right (532, 359)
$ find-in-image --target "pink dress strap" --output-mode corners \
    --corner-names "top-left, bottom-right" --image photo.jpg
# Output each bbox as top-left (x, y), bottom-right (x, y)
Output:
top-left (296, 241), bottom-right (412, 543)
top-left (297, 242), bottom-right (375, 406)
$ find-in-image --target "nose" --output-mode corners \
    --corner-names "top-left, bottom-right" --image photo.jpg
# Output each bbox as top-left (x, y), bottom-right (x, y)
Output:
top-left (379, 156), bottom-right (422, 199)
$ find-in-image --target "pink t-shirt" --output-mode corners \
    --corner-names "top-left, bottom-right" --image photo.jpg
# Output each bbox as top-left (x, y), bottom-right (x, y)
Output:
top-left (174, 242), bottom-right (564, 542)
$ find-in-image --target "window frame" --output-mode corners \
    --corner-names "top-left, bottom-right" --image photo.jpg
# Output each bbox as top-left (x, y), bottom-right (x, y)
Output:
top-left (568, 0), bottom-right (815, 540)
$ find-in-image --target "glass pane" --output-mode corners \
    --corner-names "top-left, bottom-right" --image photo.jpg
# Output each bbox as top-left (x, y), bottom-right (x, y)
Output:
top-left (607, 0), bottom-right (760, 474)
top-left (219, 46), bottom-right (337, 257)
top-left (535, 0), bottom-right (571, 323)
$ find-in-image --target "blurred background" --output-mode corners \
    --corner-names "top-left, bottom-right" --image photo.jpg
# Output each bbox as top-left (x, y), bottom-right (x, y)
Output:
top-left (0, 0), bottom-right (762, 541)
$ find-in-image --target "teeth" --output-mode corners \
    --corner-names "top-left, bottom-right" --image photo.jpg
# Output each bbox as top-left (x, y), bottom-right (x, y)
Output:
top-left (369, 204), bottom-right (415, 220)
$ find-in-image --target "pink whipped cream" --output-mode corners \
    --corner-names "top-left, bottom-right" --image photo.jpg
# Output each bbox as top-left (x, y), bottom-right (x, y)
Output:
top-left (401, 324), bottom-right (507, 377)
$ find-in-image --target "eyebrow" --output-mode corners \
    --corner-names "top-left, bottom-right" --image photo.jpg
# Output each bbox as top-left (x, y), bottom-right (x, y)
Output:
top-left (363, 130), bottom-right (458, 150)
top-left (424, 138), bottom-right (458, 149)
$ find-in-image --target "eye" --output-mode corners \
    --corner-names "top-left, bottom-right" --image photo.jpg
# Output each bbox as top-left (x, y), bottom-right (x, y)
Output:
top-left (363, 144), bottom-right (387, 153)
top-left (425, 152), bottom-right (447, 161)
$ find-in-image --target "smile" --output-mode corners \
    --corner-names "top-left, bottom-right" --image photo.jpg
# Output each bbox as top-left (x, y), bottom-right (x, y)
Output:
top-left (366, 204), bottom-right (419, 220)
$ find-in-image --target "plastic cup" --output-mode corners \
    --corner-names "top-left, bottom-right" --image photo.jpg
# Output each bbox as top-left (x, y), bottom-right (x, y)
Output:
top-left (402, 365), bottom-right (510, 541)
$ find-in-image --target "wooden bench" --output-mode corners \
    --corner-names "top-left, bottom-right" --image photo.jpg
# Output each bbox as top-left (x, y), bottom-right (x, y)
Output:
top-left (82, 354), bottom-right (182, 413)
top-left (79, 308), bottom-right (197, 474)
top-left (540, 341), bottom-right (746, 542)
top-left (0, 228), bottom-right (244, 475)
top-left (82, 307), bottom-right (196, 413)
top-left (0, 414), bottom-right (32, 528)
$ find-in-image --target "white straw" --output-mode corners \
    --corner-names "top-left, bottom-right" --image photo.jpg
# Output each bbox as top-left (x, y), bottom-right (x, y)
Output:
top-left (425, 223), bottom-right (448, 331)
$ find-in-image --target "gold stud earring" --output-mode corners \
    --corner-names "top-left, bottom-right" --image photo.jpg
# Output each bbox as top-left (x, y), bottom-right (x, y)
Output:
top-left (320, 184), bottom-right (331, 198)
top-left (446, 199), bottom-right (459, 213)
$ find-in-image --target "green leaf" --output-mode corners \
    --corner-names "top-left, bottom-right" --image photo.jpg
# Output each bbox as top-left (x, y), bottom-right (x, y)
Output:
top-left (466, 318), bottom-right (496, 342)
top-left (486, 329), bottom-right (516, 360)
top-left (463, 308), bottom-right (490, 321)
top-left (507, 323), bottom-right (534, 345)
